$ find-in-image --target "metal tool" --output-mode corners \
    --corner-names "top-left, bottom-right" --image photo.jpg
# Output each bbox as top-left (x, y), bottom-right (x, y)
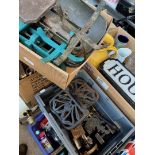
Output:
top-left (83, 111), bottom-right (119, 146)
top-left (42, 11), bottom-right (75, 43)
top-left (49, 90), bottom-right (89, 130)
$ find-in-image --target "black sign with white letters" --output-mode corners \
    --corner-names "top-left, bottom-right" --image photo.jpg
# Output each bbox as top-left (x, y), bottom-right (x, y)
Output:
top-left (99, 59), bottom-right (135, 107)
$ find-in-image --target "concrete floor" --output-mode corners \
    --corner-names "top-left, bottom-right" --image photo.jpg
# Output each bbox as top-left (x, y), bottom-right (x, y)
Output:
top-left (19, 124), bottom-right (42, 155)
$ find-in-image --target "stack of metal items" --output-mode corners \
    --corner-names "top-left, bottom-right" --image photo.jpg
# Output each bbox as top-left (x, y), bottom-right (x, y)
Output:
top-left (34, 70), bottom-right (134, 155)
top-left (19, 0), bottom-right (107, 68)
top-left (39, 78), bottom-right (121, 155)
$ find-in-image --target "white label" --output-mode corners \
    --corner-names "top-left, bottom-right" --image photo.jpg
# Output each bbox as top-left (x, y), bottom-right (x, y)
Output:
top-left (24, 57), bottom-right (34, 66)
top-left (96, 77), bottom-right (109, 90)
top-left (102, 60), bottom-right (135, 102)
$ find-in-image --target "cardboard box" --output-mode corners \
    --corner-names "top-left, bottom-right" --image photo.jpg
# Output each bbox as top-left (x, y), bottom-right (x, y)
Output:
top-left (19, 72), bottom-right (51, 107)
top-left (87, 25), bottom-right (135, 124)
top-left (19, 11), bottom-right (113, 89)
top-left (84, 63), bottom-right (135, 124)
top-left (106, 24), bottom-right (135, 74)
top-left (89, 23), bottom-right (135, 73)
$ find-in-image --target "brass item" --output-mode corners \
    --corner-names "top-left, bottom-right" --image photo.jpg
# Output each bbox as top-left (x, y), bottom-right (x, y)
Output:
top-left (82, 144), bottom-right (98, 155)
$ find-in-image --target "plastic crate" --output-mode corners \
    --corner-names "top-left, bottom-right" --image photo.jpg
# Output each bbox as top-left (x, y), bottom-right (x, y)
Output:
top-left (27, 113), bottom-right (50, 155)
top-left (27, 112), bottom-right (67, 155)
top-left (35, 70), bottom-right (134, 155)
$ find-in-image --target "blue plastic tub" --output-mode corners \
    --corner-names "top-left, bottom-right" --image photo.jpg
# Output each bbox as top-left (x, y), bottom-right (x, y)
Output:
top-left (27, 113), bottom-right (67, 155)
top-left (27, 112), bottom-right (50, 155)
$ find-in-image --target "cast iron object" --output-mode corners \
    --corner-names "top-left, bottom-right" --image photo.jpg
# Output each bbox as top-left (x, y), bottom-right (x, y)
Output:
top-left (83, 113), bottom-right (118, 146)
top-left (53, 0), bottom-right (107, 65)
top-left (19, 0), bottom-right (56, 23)
top-left (49, 90), bottom-right (89, 130)
top-left (69, 78), bottom-right (99, 108)
top-left (84, 115), bottom-right (111, 135)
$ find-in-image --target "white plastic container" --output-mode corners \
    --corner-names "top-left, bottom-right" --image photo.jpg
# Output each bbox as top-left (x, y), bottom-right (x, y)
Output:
top-left (116, 48), bottom-right (132, 63)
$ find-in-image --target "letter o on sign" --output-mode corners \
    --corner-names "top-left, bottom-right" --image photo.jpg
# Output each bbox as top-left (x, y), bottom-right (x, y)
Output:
top-left (119, 74), bottom-right (131, 85)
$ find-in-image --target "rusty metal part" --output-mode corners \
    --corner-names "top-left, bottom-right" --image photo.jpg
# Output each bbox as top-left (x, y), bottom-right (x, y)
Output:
top-left (84, 114), bottom-right (117, 135)
top-left (43, 11), bottom-right (73, 42)
top-left (71, 125), bottom-right (86, 150)
top-left (84, 116), bottom-right (102, 134)
top-left (49, 90), bottom-right (89, 130)
top-left (76, 84), bottom-right (99, 108)
top-left (83, 113), bottom-right (119, 145)
top-left (83, 144), bottom-right (98, 155)
top-left (91, 107), bottom-right (121, 131)
top-left (71, 125), bottom-right (85, 139)
top-left (71, 125), bottom-right (97, 154)
top-left (53, 0), bottom-right (106, 65)
top-left (19, 0), bottom-right (56, 23)
top-left (69, 79), bottom-right (99, 108)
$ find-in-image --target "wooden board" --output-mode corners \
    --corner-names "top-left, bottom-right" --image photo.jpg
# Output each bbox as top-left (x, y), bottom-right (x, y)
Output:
top-left (19, 43), bottom-right (68, 89)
